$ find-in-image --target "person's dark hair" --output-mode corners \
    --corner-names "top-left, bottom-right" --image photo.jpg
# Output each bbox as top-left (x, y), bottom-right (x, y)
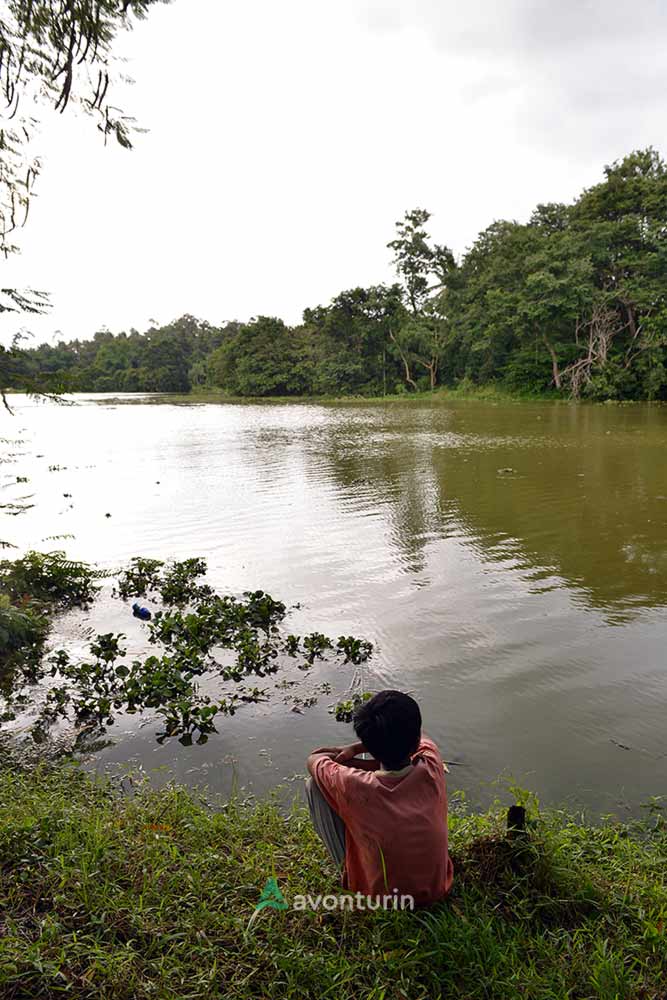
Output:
top-left (353, 690), bottom-right (421, 770)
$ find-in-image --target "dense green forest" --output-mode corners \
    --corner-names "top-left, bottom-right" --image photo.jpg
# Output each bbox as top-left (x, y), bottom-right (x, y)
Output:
top-left (6, 148), bottom-right (667, 401)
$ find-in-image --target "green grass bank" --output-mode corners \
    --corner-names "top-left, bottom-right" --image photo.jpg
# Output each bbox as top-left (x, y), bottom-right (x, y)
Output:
top-left (135, 384), bottom-right (559, 407)
top-left (1, 766), bottom-right (666, 999)
top-left (117, 383), bottom-right (667, 406)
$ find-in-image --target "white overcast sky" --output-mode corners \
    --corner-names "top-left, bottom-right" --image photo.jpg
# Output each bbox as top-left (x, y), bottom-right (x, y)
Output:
top-left (2, 0), bottom-right (667, 346)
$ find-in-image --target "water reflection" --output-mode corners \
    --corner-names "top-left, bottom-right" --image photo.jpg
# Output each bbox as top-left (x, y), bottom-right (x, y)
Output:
top-left (303, 400), bottom-right (667, 620)
top-left (3, 395), bottom-right (667, 813)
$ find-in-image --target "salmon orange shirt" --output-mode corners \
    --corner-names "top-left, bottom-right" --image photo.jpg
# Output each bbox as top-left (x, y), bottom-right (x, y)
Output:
top-left (312, 736), bottom-right (454, 905)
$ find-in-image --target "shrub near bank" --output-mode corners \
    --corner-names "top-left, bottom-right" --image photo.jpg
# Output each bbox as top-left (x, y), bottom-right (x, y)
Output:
top-left (0, 765), bottom-right (666, 1000)
top-left (0, 553), bottom-right (99, 696)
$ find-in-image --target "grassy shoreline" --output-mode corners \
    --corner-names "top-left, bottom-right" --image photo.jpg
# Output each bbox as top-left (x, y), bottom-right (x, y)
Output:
top-left (102, 385), bottom-right (564, 407)
top-left (1, 764), bottom-right (666, 999)
top-left (13, 385), bottom-right (666, 406)
top-left (95, 386), bottom-right (666, 406)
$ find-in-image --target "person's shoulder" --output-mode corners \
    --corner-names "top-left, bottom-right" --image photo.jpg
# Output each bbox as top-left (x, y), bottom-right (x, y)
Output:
top-left (413, 737), bottom-right (449, 778)
top-left (413, 736), bottom-right (443, 761)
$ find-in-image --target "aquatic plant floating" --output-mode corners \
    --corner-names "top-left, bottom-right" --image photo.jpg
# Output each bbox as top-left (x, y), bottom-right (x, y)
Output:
top-left (2, 556), bottom-right (375, 750)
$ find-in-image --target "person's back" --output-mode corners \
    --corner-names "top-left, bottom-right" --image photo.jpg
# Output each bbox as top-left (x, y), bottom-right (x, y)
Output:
top-left (306, 690), bottom-right (453, 906)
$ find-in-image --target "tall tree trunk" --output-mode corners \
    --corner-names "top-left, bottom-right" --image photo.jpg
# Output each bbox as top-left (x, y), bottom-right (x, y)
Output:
top-left (401, 353), bottom-right (417, 391)
top-left (542, 334), bottom-right (562, 390)
top-left (623, 301), bottom-right (638, 341)
top-left (389, 330), bottom-right (417, 390)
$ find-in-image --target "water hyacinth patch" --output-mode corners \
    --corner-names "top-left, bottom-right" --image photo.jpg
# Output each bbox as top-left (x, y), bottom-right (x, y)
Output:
top-left (2, 556), bottom-right (375, 749)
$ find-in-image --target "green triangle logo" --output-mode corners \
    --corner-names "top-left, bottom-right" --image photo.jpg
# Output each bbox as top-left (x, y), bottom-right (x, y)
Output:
top-left (255, 876), bottom-right (288, 913)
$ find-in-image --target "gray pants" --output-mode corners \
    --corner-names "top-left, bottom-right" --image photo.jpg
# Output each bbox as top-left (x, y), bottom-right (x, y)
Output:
top-left (305, 776), bottom-right (346, 868)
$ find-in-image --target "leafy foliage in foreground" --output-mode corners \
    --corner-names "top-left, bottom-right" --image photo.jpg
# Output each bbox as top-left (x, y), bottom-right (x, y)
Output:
top-left (0, 551), bottom-right (101, 608)
top-left (0, 765), bottom-right (666, 1000)
top-left (2, 556), bottom-right (373, 747)
top-left (0, 596), bottom-right (48, 682)
top-left (0, 552), bottom-right (102, 693)
top-left (0, 0), bottom-right (161, 259)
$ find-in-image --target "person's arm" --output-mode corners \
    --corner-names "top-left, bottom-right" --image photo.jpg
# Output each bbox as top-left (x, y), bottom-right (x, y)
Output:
top-left (334, 741), bottom-right (381, 772)
top-left (306, 741), bottom-right (382, 782)
top-left (306, 746), bottom-right (342, 778)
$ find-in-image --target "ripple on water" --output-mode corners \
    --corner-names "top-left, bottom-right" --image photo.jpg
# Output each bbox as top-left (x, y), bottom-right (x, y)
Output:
top-left (4, 395), bottom-right (667, 814)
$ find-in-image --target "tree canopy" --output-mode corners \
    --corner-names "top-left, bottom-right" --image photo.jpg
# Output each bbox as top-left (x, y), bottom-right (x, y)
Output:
top-left (6, 148), bottom-right (667, 401)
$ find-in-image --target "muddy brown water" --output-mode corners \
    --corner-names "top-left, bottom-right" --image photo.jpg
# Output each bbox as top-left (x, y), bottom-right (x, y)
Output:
top-left (3, 394), bottom-right (667, 814)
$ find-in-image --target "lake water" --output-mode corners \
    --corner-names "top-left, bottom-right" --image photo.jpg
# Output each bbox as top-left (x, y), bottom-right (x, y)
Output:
top-left (3, 394), bottom-right (667, 815)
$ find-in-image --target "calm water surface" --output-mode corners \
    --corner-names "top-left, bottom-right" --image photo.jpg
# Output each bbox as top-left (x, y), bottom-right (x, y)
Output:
top-left (3, 394), bottom-right (667, 814)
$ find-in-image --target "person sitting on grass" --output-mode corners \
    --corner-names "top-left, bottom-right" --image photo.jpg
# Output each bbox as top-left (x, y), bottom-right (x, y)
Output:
top-left (306, 689), bottom-right (453, 907)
